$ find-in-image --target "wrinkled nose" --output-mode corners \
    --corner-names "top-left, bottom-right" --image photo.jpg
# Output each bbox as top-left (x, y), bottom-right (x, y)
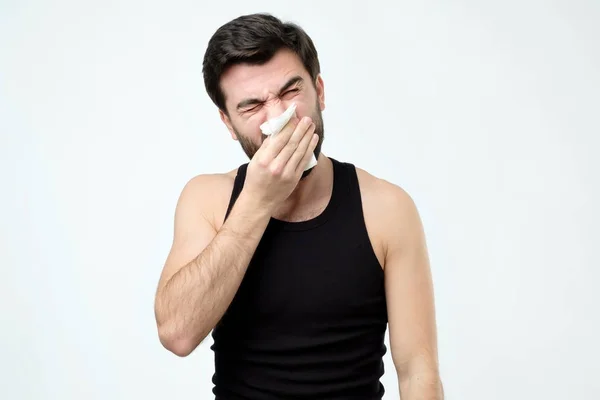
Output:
top-left (264, 100), bottom-right (288, 122)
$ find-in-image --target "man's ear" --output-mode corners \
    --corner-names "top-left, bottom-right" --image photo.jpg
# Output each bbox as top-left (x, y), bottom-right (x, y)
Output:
top-left (315, 74), bottom-right (325, 111)
top-left (219, 109), bottom-right (238, 141)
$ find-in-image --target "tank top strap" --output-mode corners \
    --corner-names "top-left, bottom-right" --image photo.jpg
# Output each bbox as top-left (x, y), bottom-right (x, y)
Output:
top-left (340, 160), bottom-right (363, 213)
top-left (331, 159), bottom-right (366, 226)
top-left (224, 163), bottom-right (248, 223)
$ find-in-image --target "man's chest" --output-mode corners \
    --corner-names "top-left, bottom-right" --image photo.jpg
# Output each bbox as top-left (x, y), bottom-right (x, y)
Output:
top-left (222, 226), bottom-right (386, 335)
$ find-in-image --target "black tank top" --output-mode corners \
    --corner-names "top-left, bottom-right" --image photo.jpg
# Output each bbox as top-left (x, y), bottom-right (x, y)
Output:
top-left (211, 157), bottom-right (388, 399)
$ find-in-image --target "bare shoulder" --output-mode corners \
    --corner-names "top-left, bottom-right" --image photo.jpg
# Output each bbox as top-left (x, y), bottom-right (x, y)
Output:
top-left (175, 167), bottom-right (239, 231)
top-left (355, 167), bottom-right (418, 217)
top-left (355, 167), bottom-right (423, 267)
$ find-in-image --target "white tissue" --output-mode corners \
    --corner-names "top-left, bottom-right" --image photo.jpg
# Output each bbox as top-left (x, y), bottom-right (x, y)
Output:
top-left (259, 103), bottom-right (318, 171)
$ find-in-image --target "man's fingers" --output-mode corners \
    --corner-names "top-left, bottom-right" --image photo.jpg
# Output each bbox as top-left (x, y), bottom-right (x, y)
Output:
top-left (285, 131), bottom-right (318, 176)
top-left (274, 121), bottom-right (314, 166)
top-left (297, 134), bottom-right (319, 174)
top-left (262, 116), bottom-right (312, 161)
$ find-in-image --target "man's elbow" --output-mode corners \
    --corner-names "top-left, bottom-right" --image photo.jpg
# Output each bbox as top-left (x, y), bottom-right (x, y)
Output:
top-left (159, 336), bottom-right (194, 357)
top-left (157, 324), bottom-right (203, 357)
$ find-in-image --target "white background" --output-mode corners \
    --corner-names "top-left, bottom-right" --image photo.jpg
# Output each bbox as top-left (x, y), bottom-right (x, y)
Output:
top-left (1, 0), bottom-right (599, 399)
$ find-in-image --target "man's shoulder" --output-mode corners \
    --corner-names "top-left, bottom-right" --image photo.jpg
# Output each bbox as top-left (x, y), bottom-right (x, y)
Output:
top-left (184, 167), bottom-right (238, 188)
top-left (353, 165), bottom-right (415, 214)
top-left (176, 166), bottom-right (243, 229)
top-left (179, 170), bottom-right (234, 199)
top-left (353, 164), bottom-right (421, 238)
top-left (349, 164), bottom-right (421, 268)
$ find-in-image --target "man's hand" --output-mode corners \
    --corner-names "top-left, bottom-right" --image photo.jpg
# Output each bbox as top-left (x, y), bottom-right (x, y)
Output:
top-left (244, 115), bottom-right (318, 213)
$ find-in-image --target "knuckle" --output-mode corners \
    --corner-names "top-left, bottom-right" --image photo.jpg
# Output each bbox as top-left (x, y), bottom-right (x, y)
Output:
top-left (269, 163), bottom-right (283, 176)
top-left (281, 172), bottom-right (295, 183)
top-left (257, 158), bottom-right (269, 169)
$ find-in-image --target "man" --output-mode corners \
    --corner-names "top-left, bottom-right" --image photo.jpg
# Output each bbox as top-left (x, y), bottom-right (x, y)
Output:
top-left (154, 13), bottom-right (443, 400)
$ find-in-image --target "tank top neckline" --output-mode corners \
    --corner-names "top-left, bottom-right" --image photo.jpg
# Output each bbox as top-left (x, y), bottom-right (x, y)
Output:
top-left (236, 157), bottom-right (349, 232)
top-left (271, 157), bottom-right (347, 231)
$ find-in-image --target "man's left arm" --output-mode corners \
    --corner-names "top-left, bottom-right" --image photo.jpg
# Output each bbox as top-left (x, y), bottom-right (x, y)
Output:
top-left (381, 184), bottom-right (443, 400)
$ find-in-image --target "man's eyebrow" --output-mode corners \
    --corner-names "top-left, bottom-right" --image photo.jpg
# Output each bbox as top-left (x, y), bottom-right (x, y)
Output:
top-left (236, 97), bottom-right (262, 110)
top-left (278, 75), bottom-right (304, 93)
top-left (236, 76), bottom-right (304, 111)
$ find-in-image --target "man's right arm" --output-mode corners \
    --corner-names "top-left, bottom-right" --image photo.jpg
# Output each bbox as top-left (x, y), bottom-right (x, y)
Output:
top-left (154, 175), bottom-right (270, 357)
top-left (155, 113), bottom-right (318, 357)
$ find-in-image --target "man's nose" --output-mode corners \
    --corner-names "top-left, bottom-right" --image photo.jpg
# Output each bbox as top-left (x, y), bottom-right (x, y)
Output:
top-left (264, 100), bottom-right (293, 122)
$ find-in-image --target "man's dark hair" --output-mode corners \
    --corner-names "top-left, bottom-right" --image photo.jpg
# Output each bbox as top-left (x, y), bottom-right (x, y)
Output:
top-left (202, 13), bottom-right (321, 114)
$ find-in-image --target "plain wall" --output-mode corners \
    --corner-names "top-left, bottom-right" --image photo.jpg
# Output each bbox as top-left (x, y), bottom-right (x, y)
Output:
top-left (1, 0), bottom-right (599, 398)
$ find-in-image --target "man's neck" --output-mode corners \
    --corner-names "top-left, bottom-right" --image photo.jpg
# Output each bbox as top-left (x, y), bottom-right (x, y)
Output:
top-left (281, 153), bottom-right (333, 212)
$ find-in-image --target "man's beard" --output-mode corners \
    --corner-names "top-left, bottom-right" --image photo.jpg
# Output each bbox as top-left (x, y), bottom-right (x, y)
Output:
top-left (235, 103), bottom-right (324, 179)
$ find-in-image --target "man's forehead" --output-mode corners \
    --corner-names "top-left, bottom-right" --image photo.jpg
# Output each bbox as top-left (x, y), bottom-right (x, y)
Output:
top-left (221, 50), bottom-right (308, 97)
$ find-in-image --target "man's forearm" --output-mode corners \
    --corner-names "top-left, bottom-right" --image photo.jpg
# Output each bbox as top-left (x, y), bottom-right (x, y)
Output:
top-left (155, 191), bottom-right (270, 356)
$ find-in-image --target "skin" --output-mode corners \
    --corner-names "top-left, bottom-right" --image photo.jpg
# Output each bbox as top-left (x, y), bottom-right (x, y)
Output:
top-left (154, 48), bottom-right (443, 399)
